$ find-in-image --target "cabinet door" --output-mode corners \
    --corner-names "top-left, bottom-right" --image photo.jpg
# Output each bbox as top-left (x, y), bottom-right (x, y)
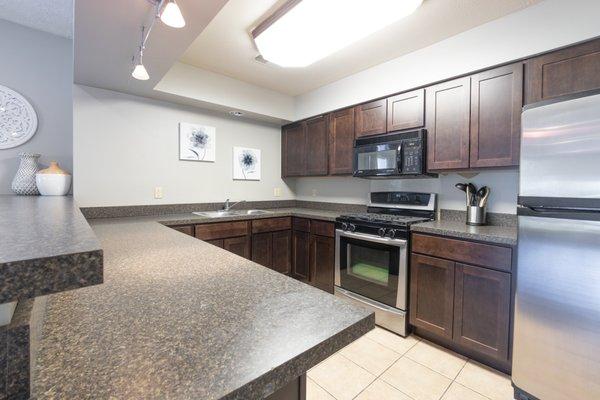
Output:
top-left (470, 63), bottom-right (522, 168)
top-left (425, 77), bottom-right (471, 171)
top-left (223, 236), bottom-right (251, 259)
top-left (282, 123), bottom-right (306, 177)
top-left (272, 230), bottom-right (292, 274)
top-left (306, 115), bottom-right (329, 176)
top-left (355, 99), bottom-right (387, 138)
top-left (409, 254), bottom-right (455, 338)
top-left (206, 239), bottom-right (224, 248)
top-left (525, 38), bottom-right (600, 104)
top-left (454, 263), bottom-right (511, 361)
top-left (387, 89), bottom-right (425, 132)
top-left (252, 232), bottom-right (272, 268)
top-left (310, 235), bottom-right (335, 293)
top-left (172, 225), bottom-right (194, 236)
top-left (292, 230), bottom-right (310, 281)
top-left (328, 108), bottom-right (355, 175)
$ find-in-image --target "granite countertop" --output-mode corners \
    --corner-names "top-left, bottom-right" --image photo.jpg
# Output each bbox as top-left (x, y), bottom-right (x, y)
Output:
top-left (32, 216), bottom-right (373, 399)
top-left (0, 196), bottom-right (103, 303)
top-left (155, 207), bottom-right (343, 226)
top-left (411, 219), bottom-right (517, 246)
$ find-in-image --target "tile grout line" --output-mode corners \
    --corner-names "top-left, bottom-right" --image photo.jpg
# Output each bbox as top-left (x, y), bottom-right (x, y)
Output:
top-left (452, 360), bottom-right (496, 400)
top-left (308, 376), bottom-right (340, 400)
top-left (436, 359), bottom-right (470, 400)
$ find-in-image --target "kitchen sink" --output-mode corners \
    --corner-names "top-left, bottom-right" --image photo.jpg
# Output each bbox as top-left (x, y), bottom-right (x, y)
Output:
top-left (192, 209), bottom-right (272, 218)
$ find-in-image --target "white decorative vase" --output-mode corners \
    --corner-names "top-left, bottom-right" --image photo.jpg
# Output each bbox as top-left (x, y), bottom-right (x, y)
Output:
top-left (11, 153), bottom-right (40, 195)
top-left (35, 161), bottom-right (72, 196)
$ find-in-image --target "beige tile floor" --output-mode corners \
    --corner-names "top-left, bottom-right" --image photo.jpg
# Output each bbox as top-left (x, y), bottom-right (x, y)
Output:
top-left (308, 327), bottom-right (514, 400)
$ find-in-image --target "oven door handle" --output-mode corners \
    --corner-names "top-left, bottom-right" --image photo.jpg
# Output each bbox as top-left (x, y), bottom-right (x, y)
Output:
top-left (336, 229), bottom-right (407, 247)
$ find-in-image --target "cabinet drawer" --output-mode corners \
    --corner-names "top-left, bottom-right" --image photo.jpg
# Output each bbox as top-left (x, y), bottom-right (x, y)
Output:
top-left (310, 220), bottom-right (335, 238)
top-left (252, 217), bottom-right (292, 233)
top-left (171, 225), bottom-right (194, 236)
top-left (412, 234), bottom-right (512, 272)
top-left (195, 221), bottom-right (249, 241)
top-left (293, 217), bottom-right (310, 232)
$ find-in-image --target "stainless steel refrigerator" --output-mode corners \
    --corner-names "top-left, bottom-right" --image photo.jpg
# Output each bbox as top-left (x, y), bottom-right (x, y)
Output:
top-left (513, 91), bottom-right (600, 400)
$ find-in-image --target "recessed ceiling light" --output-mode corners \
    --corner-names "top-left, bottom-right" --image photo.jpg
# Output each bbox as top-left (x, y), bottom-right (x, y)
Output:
top-left (252, 0), bottom-right (423, 68)
top-left (229, 111), bottom-right (244, 117)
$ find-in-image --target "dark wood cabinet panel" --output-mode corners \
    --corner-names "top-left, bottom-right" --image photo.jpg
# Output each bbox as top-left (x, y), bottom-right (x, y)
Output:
top-left (292, 217), bottom-right (310, 233)
top-left (292, 230), bottom-right (310, 281)
top-left (470, 63), bottom-right (522, 168)
top-left (454, 263), bottom-right (511, 361)
top-left (412, 234), bottom-right (512, 272)
top-left (224, 236), bottom-right (251, 259)
top-left (282, 123), bottom-right (306, 177)
top-left (328, 108), bottom-right (355, 175)
top-left (387, 89), bottom-right (425, 132)
top-left (409, 254), bottom-right (455, 339)
top-left (272, 230), bottom-right (292, 274)
top-left (525, 38), bottom-right (600, 104)
top-left (310, 235), bottom-right (335, 293)
top-left (426, 77), bottom-right (471, 171)
top-left (310, 220), bottom-right (335, 238)
top-left (206, 239), bottom-right (224, 248)
top-left (306, 116), bottom-right (329, 176)
top-left (252, 232), bottom-right (272, 267)
top-left (171, 225), bottom-right (194, 236)
top-left (252, 217), bottom-right (292, 234)
top-left (195, 221), bottom-right (250, 241)
top-left (355, 99), bottom-right (387, 138)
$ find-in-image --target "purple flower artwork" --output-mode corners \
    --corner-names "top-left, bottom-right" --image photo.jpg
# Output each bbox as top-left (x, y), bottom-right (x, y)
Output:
top-left (179, 122), bottom-right (216, 162)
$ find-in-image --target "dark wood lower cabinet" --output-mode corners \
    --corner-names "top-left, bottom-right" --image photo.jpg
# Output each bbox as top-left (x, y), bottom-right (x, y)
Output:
top-left (292, 230), bottom-right (310, 281)
top-left (252, 232), bottom-right (273, 267)
top-left (206, 239), bottom-right (224, 248)
top-left (272, 230), bottom-right (292, 274)
top-left (310, 234), bottom-right (335, 294)
top-left (454, 263), bottom-right (511, 361)
top-left (171, 225), bottom-right (194, 236)
top-left (409, 254), bottom-right (455, 339)
top-left (224, 236), bottom-right (251, 259)
top-left (410, 233), bottom-right (514, 372)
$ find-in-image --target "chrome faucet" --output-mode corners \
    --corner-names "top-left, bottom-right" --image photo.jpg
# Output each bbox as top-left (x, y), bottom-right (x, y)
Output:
top-left (223, 199), bottom-right (246, 211)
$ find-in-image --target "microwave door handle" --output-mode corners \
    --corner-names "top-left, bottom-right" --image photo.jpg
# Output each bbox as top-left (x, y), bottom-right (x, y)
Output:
top-left (397, 144), bottom-right (403, 173)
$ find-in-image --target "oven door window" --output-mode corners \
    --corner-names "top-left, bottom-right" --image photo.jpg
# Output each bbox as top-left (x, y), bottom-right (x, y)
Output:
top-left (339, 237), bottom-right (400, 308)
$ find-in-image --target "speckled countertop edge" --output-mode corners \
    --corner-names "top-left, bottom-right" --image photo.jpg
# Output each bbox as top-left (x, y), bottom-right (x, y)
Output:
top-left (411, 220), bottom-right (517, 246)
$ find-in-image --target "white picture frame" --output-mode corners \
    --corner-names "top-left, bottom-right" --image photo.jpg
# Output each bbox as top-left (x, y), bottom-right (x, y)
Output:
top-left (179, 122), bottom-right (216, 162)
top-left (233, 147), bottom-right (261, 181)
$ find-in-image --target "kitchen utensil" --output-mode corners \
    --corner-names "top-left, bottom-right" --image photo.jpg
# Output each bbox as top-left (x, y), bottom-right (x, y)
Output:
top-left (455, 183), bottom-right (469, 206)
top-left (466, 205), bottom-right (487, 226)
top-left (479, 186), bottom-right (490, 207)
top-left (467, 183), bottom-right (477, 206)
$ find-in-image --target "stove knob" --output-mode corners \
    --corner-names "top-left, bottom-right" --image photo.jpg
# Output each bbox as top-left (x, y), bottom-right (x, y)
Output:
top-left (388, 229), bottom-right (396, 238)
top-left (341, 222), bottom-right (348, 231)
top-left (349, 224), bottom-right (356, 232)
top-left (378, 228), bottom-right (386, 237)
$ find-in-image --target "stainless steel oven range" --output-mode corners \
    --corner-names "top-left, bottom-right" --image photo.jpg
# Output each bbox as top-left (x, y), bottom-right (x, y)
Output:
top-left (335, 191), bottom-right (436, 336)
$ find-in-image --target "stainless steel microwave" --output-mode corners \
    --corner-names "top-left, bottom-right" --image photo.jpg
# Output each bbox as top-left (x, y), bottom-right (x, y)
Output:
top-left (353, 129), bottom-right (435, 178)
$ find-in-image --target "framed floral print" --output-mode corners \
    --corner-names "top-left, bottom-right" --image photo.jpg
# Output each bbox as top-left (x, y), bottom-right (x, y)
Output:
top-left (179, 122), bottom-right (216, 162)
top-left (233, 147), bottom-right (261, 180)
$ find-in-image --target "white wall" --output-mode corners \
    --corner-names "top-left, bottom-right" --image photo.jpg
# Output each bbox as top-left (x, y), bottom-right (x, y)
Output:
top-left (295, 0), bottom-right (600, 119)
top-left (74, 85), bottom-right (294, 207)
top-left (0, 20), bottom-right (73, 193)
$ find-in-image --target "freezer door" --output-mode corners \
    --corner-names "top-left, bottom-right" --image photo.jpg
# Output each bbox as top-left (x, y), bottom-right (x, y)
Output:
top-left (513, 215), bottom-right (600, 400)
top-left (520, 93), bottom-right (600, 199)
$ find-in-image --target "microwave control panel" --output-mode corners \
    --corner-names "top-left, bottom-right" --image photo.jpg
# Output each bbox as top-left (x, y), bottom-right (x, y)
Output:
top-left (402, 139), bottom-right (423, 174)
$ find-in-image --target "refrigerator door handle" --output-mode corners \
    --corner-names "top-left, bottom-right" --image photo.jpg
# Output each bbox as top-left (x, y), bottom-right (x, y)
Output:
top-left (518, 205), bottom-right (600, 221)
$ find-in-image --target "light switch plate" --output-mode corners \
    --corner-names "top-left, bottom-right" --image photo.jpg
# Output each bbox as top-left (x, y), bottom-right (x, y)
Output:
top-left (154, 187), bottom-right (163, 199)
top-left (273, 187), bottom-right (282, 197)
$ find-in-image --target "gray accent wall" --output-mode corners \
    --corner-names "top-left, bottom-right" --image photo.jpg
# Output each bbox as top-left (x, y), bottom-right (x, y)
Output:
top-left (0, 19), bottom-right (73, 194)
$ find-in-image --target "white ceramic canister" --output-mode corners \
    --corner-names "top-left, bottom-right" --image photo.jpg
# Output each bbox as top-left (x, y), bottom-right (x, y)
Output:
top-left (35, 161), bottom-right (72, 196)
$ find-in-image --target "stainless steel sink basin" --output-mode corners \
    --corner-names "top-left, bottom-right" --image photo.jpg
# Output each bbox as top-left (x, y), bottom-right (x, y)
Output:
top-left (192, 209), bottom-right (272, 218)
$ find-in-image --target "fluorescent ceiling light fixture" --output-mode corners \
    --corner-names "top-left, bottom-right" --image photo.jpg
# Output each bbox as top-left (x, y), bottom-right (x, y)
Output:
top-left (253, 0), bottom-right (423, 68)
top-left (132, 64), bottom-right (150, 80)
top-left (161, 0), bottom-right (186, 28)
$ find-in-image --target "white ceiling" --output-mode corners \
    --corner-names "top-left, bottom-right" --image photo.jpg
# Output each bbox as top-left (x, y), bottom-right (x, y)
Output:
top-left (0, 0), bottom-right (73, 38)
top-left (180, 0), bottom-right (543, 96)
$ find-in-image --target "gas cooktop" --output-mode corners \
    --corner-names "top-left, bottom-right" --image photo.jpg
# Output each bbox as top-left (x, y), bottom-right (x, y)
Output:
top-left (338, 212), bottom-right (432, 227)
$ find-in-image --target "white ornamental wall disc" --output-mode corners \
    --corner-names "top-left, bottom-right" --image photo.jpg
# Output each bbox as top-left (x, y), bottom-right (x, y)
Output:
top-left (0, 85), bottom-right (38, 149)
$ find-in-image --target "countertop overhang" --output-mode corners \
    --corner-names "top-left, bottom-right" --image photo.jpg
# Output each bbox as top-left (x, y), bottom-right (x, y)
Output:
top-left (0, 196), bottom-right (103, 303)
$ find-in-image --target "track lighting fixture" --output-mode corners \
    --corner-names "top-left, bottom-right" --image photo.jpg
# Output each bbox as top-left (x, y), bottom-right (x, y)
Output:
top-left (160, 0), bottom-right (186, 28)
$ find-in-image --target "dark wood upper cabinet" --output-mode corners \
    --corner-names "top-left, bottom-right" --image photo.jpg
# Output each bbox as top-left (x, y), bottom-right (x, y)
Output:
top-left (454, 263), bottom-right (511, 361)
top-left (328, 107), bottom-right (355, 175)
top-left (387, 89), bottom-right (425, 132)
top-left (292, 230), bottom-right (310, 282)
top-left (525, 38), bottom-right (600, 104)
top-left (272, 230), bottom-right (292, 275)
top-left (282, 123), bottom-right (306, 177)
top-left (310, 234), bottom-right (335, 294)
top-left (409, 253), bottom-right (455, 339)
top-left (426, 77), bottom-right (471, 171)
top-left (224, 236), bottom-right (251, 259)
top-left (470, 63), bottom-right (523, 168)
top-left (305, 115), bottom-right (329, 176)
top-left (354, 99), bottom-right (387, 138)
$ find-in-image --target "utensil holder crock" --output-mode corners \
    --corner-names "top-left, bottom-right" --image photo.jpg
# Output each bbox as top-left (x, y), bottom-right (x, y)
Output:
top-left (466, 206), bottom-right (487, 226)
